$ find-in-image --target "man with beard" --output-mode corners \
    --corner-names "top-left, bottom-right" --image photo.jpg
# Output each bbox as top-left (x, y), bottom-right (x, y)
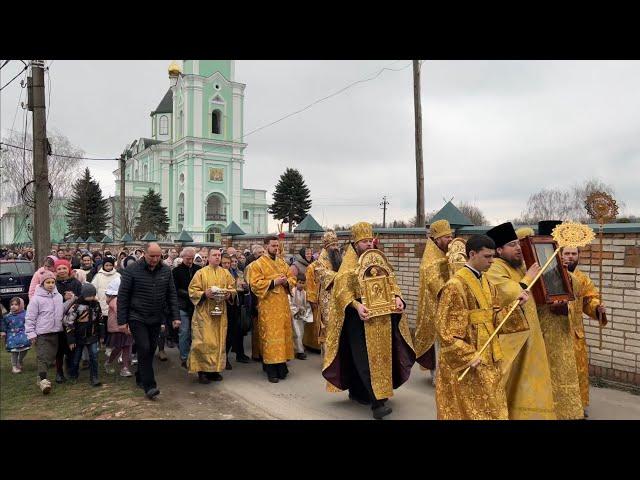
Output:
top-left (250, 237), bottom-right (296, 382)
top-left (311, 230), bottom-right (343, 356)
top-left (322, 222), bottom-right (415, 419)
top-left (414, 219), bottom-right (453, 385)
top-left (485, 222), bottom-right (556, 420)
top-left (562, 244), bottom-right (606, 417)
top-left (531, 221), bottom-right (584, 419)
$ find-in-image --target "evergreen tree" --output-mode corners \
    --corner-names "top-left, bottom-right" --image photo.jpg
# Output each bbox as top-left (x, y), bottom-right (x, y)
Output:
top-left (65, 168), bottom-right (109, 238)
top-left (268, 168), bottom-right (312, 232)
top-left (134, 189), bottom-right (170, 239)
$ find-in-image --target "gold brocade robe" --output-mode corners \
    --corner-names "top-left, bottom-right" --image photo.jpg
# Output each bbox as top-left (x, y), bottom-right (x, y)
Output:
top-left (244, 261), bottom-right (261, 359)
top-left (302, 259), bottom-right (322, 350)
top-left (486, 258), bottom-right (556, 420)
top-left (537, 304), bottom-right (584, 419)
top-left (188, 266), bottom-right (236, 373)
top-left (569, 268), bottom-right (601, 408)
top-left (322, 245), bottom-right (416, 400)
top-left (436, 267), bottom-right (525, 420)
top-left (414, 238), bottom-right (448, 367)
top-left (250, 255), bottom-right (296, 364)
top-left (314, 248), bottom-right (339, 346)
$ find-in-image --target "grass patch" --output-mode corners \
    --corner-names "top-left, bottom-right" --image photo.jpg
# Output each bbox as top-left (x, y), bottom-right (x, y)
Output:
top-left (0, 347), bottom-right (162, 420)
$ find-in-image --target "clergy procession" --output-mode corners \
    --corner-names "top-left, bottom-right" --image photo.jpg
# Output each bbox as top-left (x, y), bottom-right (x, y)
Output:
top-left (4, 216), bottom-right (609, 420)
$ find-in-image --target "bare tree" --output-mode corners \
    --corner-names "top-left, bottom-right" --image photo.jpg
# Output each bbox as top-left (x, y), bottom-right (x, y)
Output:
top-left (0, 129), bottom-right (83, 207)
top-left (514, 178), bottom-right (625, 223)
top-left (457, 201), bottom-right (488, 226)
top-left (108, 196), bottom-right (140, 239)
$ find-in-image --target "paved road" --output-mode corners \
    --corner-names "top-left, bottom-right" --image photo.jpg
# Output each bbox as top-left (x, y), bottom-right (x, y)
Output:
top-left (156, 338), bottom-right (640, 420)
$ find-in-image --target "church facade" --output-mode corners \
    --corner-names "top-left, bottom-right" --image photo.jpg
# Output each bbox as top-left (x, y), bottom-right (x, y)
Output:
top-left (114, 60), bottom-right (268, 242)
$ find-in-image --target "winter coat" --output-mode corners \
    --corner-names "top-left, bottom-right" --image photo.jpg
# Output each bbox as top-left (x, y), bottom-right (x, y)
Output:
top-left (25, 286), bottom-right (64, 339)
top-left (91, 268), bottom-right (120, 317)
top-left (56, 277), bottom-right (82, 298)
top-left (1, 310), bottom-right (31, 351)
top-left (292, 255), bottom-right (310, 278)
top-left (107, 296), bottom-right (127, 333)
top-left (63, 299), bottom-right (104, 345)
top-left (172, 262), bottom-right (202, 314)
top-left (117, 258), bottom-right (180, 326)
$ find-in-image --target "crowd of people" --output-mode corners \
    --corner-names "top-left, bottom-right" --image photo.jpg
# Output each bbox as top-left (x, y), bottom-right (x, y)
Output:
top-left (0, 218), bottom-right (604, 420)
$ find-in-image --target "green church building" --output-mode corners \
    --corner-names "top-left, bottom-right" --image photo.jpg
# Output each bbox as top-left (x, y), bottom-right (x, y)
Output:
top-left (113, 60), bottom-right (268, 242)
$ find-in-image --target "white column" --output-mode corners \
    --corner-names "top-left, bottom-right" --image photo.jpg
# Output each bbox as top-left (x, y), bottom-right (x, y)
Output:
top-left (161, 160), bottom-right (169, 209)
top-left (192, 156), bottom-right (203, 231)
top-left (233, 159), bottom-right (241, 222)
top-left (232, 86), bottom-right (243, 141)
top-left (193, 81), bottom-right (203, 138)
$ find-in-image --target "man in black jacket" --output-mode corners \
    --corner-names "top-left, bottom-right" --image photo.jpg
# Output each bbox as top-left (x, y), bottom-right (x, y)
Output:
top-left (117, 242), bottom-right (180, 399)
top-left (172, 247), bottom-right (201, 369)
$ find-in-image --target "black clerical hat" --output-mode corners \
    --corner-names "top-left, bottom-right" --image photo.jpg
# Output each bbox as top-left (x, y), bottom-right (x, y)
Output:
top-left (538, 220), bottom-right (562, 236)
top-left (486, 222), bottom-right (518, 248)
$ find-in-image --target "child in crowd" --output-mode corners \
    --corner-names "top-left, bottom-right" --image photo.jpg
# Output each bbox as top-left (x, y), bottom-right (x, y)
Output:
top-left (25, 272), bottom-right (64, 394)
top-left (1, 297), bottom-right (31, 373)
top-left (289, 275), bottom-right (311, 360)
top-left (63, 283), bottom-right (105, 386)
top-left (103, 277), bottom-right (134, 377)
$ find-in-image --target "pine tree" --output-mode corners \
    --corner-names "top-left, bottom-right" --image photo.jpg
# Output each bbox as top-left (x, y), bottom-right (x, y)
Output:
top-left (134, 189), bottom-right (170, 239)
top-left (65, 168), bottom-right (109, 238)
top-left (268, 168), bottom-right (312, 232)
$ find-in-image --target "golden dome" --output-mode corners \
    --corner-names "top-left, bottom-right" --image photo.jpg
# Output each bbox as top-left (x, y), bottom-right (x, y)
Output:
top-left (168, 60), bottom-right (182, 76)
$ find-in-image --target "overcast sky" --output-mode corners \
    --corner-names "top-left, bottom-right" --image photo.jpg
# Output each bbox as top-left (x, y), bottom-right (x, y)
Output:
top-left (2, 60), bottom-right (639, 231)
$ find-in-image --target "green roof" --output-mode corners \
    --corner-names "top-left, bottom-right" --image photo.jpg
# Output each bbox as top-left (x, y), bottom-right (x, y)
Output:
top-left (176, 230), bottom-right (194, 242)
top-left (295, 214), bottom-right (324, 233)
top-left (85, 236), bottom-right (97, 243)
top-left (141, 231), bottom-right (157, 241)
top-left (75, 236), bottom-right (85, 243)
top-left (151, 89), bottom-right (173, 115)
top-left (222, 221), bottom-right (245, 236)
top-left (120, 233), bottom-right (134, 242)
top-left (429, 201), bottom-right (474, 227)
top-left (101, 235), bottom-right (113, 243)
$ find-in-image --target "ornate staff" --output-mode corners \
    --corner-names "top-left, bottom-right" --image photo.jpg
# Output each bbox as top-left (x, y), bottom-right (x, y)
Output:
top-left (585, 192), bottom-right (618, 349)
top-left (458, 222), bottom-right (595, 381)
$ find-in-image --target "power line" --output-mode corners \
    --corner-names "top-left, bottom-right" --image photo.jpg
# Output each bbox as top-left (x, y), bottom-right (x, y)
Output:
top-left (0, 64), bottom-right (28, 92)
top-left (0, 142), bottom-right (118, 161)
top-left (0, 60), bottom-right (9, 71)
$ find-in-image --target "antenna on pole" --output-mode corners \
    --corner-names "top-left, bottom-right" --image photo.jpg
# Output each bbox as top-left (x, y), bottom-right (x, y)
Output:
top-left (379, 196), bottom-right (389, 228)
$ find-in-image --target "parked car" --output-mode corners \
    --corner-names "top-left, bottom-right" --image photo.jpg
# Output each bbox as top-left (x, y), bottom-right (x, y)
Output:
top-left (0, 259), bottom-right (34, 310)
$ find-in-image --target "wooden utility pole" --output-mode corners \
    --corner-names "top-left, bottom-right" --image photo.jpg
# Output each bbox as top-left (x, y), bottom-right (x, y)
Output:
top-left (413, 60), bottom-right (425, 228)
top-left (379, 196), bottom-right (389, 228)
top-left (30, 60), bottom-right (50, 264)
top-left (119, 153), bottom-right (126, 238)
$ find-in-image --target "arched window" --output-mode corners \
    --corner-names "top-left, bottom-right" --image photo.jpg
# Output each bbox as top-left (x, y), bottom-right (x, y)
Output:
top-left (206, 194), bottom-right (226, 221)
top-left (206, 225), bottom-right (222, 243)
top-left (178, 110), bottom-right (183, 138)
top-left (212, 110), bottom-right (221, 135)
top-left (177, 193), bottom-right (184, 221)
top-left (143, 164), bottom-right (148, 181)
top-left (159, 115), bottom-right (168, 135)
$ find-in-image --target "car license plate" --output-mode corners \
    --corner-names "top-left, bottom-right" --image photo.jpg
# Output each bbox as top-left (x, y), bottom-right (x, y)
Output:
top-left (1, 287), bottom-right (24, 294)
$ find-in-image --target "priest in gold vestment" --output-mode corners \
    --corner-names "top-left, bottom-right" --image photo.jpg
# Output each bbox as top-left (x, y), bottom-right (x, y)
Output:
top-left (534, 221), bottom-right (584, 420)
top-left (485, 222), bottom-right (557, 420)
top-left (322, 222), bottom-right (415, 420)
top-left (302, 255), bottom-right (322, 352)
top-left (436, 234), bottom-right (530, 420)
top-left (250, 236), bottom-right (296, 383)
top-left (312, 230), bottom-right (342, 356)
top-left (562, 246), bottom-right (605, 416)
top-left (414, 219), bottom-right (453, 380)
top-left (188, 249), bottom-right (236, 384)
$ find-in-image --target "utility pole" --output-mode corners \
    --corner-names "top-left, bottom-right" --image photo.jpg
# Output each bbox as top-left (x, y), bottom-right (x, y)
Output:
top-left (413, 60), bottom-right (425, 228)
top-left (29, 60), bottom-right (50, 264)
top-left (119, 153), bottom-right (126, 238)
top-left (379, 196), bottom-right (389, 228)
